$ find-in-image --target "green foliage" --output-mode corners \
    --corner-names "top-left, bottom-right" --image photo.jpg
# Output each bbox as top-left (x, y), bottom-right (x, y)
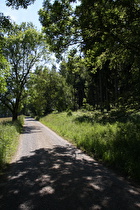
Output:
top-left (59, 51), bottom-right (86, 110)
top-left (0, 22), bottom-right (48, 121)
top-left (40, 110), bottom-right (140, 182)
top-left (0, 55), bottom-right (10, 93)
top-left (28, 66), bottom-right (73, 117)
top-left (0, 14), bottom-right (11, 94)
top-left (0, 115), bottom-right (24, 168)
top-left (0, 13), bottom-right (11, 32)
top-left (39, 0), bottom-right (80, 57)
top-left (5, 0), bottom-right (36, 9)
top-left (14, 115), bottom-right (24, 132)
top-left (67, 109), bottom-right (72, 116)
top-left (40, 0), bottom-right (140, 111)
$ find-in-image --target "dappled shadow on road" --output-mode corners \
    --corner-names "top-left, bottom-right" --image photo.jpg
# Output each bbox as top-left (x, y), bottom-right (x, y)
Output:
top-left (0, 146), bottom-right (140, 210)
top-left (24, 117), bottom-right (37, 122)
top-left (22, 125), bottom-right (42, 134)
top-left (21, 117), bottom-right (42, 134)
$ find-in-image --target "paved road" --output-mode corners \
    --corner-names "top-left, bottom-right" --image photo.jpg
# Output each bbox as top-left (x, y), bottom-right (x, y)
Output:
top-left (0, 117), bottom-right (140, 210)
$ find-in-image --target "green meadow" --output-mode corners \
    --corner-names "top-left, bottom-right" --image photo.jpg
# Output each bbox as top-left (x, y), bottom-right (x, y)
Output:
top-left (40, 110), bottom-right (140, 182)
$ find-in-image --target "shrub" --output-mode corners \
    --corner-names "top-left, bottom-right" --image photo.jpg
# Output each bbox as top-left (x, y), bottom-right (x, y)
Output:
top-left (67, 110), bottom-right (72, 116)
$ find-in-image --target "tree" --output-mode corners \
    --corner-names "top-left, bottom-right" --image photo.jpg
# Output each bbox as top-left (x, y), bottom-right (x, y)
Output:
top-left (1, 0), bottom-right (38, 94)
top-left (28, 66), bottom-right (73, 117)
top-left (0, 22), bottom-right (48, 121)
top-left (82, 0), bottom-right (140, 110)
top-left (60, 50), bottom-right (86, 110)
top-left (39, 0), bottom-right (140, 111)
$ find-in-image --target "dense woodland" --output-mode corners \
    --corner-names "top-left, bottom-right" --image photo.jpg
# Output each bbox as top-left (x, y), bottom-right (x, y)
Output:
top-left (0, 0), bottom-right (140, 120)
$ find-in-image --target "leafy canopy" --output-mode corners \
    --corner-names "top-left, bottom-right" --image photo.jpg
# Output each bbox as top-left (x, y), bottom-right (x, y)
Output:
top-left (5, 0), bottom-right (36, 9)
top-left (39, 0), bottom-right (81, 57)
top-left (0, 22), bottom-right (48, 120)
top-left (39, 0), bottom-right (140, 67)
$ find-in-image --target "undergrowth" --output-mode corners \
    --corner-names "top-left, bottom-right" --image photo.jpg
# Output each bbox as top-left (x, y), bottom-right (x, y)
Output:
top-left (0, 115), bottom-right (24, 170)
top-left (40, 110), bottom-right (140, 182)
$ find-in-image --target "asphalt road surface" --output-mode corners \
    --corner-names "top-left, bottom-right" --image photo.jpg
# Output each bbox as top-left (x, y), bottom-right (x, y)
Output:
top-left (0, 117), bottom-right (140, 210)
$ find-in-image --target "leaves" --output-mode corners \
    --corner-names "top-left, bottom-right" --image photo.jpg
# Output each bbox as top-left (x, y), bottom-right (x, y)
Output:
top-left (28, 66), bottom-right (73, 116)
top-left (0, 22), bottom-right (48, 120)
top-left (0, 44), bottom-right (10, 93)
top-left (39, 0), bottom-right (81, 56)
top-left (5, 0), bottom-right (36, 9)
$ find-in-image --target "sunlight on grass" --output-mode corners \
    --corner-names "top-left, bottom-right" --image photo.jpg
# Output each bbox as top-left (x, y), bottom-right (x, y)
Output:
top-left (40, 110), bottom-right (140, 182)
top-left (0, 117), bottom-right (12, 123)
top-left (0, 116), bottom-right (24, 170)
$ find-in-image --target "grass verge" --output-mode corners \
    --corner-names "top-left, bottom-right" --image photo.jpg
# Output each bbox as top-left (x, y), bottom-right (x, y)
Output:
top-left (0, 115), bottom-right (24, 172)
top-left (40, 110), bottom-right (140, 183)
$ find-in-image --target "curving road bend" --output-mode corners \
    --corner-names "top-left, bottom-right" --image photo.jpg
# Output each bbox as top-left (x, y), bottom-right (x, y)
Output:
top-left (0, 117), bottom-right (140, 210)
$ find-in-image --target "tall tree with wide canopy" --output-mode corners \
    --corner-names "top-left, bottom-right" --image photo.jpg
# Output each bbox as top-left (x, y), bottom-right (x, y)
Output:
top-left (39, 0), bottom-right (140, 110)
top-left (39, 0), bottom-right (140, 61)
top-left (1, 0), bottom-right (38, 94)
top-left (0, 22), bottom-right (48, 121)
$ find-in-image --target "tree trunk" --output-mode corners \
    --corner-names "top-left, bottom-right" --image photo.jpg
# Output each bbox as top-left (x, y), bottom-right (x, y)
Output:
top-left (12, 99), bottom-right (19, 121)
top-left (99, 69), bottom-right (104, 112)
top-left (114, 70), bottom-right (118, 106)
top-left (12, 111), bottom-right (18, 121)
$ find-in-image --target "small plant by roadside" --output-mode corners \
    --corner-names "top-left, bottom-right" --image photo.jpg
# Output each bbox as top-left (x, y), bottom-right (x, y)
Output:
top-left (0, 115), bottom-right (24, 170)
top-left (67, 109), bottom-right (72, 116)
top-left (40, 110), bottom-right (140, 182)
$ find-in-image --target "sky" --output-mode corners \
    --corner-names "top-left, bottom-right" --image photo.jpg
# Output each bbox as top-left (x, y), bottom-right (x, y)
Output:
top-left (0, 0), bottom-right (44, 30)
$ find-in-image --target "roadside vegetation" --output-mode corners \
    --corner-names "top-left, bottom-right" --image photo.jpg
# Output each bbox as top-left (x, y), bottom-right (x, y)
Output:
top-left (0, 115), bottom-right (24, 172)
top-left (40, 110), bottom-right (140, 183)
top-left (1, 0), bottom-right (140, 184)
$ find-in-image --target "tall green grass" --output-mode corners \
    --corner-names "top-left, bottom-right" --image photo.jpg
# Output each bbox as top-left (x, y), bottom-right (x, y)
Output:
top-left (0, 115), bottom-right (24, 169)
top-left (40, 111), bottom-right (140, 182)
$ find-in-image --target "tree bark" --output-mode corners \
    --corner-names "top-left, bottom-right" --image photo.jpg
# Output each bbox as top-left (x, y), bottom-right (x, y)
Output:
top-left (12, 99), bottom-right (20, 121)
top-left (12, 111), bottom-right (18, 121)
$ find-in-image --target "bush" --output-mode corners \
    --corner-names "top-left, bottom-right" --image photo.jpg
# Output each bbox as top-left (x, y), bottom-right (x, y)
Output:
top-left (17, 115), bottom-right (24, 126)
top-left (67, 110), bottom-right (72, 116)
